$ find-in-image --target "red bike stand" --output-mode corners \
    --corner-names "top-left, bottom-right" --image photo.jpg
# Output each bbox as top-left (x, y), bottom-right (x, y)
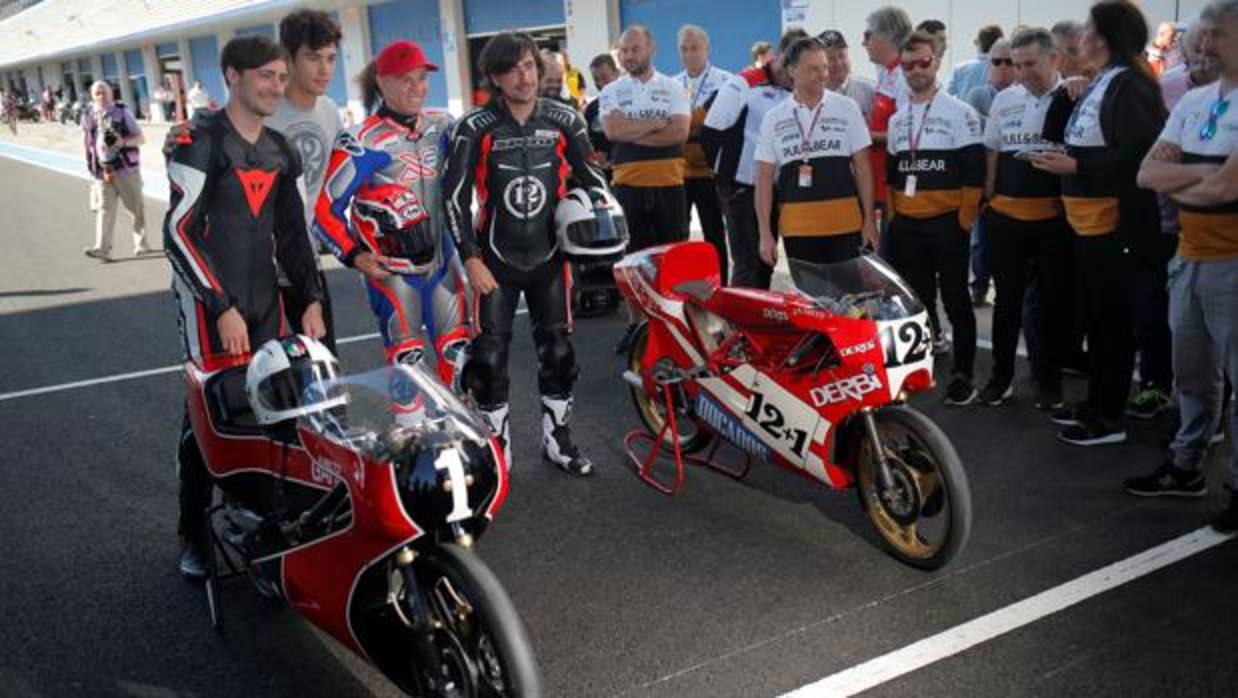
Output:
top-left (623, 385), bottom-right (752, 496)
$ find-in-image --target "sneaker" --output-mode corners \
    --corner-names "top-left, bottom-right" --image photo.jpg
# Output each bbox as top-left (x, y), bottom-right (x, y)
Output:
top-left (944, 374), bottom-right (978, 406)
top-left (1058, 418), bottom-right (1127, 446)
top-left (932, 332), bottom-right (952, 357)
top-left (1033, 389), bottom-right (1065, 412)
top-left (1211, 488), bottom-right (1238, 533)
top-left (1126, 385), bottom-right (1171, 420)
top-left (614, 323), bottom-right (639, 355)
top-left (1124, 461), bottom-right (1208, 498)
top-left (179, 544), bottom-right (208, 580)
top-left (979, 378), bottom-right (1013, 406)
top-left (84, 247), bottom-right (112, 262)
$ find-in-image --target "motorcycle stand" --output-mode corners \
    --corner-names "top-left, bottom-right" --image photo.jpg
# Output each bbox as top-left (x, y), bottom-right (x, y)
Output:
top-left (624, 384), bottom-right (752, 496)
top-left (200, 504), bottom-right (247, 634)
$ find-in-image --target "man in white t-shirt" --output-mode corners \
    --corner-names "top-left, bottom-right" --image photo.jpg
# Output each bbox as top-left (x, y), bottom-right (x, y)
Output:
top-left (269, 9), bottom-right (344, 350)
top-left (1127, 0), bottom-right (1238, 530)
top-left (754, 36), bottom-right (876, 269)
top-left (674, 24), bottom-right (735, 282)
top-left (600, 25), bottom-right (690, 353)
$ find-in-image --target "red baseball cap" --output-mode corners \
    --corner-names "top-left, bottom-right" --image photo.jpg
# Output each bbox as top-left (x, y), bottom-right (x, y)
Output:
top-left (375, 40), bottom-right (438, 76)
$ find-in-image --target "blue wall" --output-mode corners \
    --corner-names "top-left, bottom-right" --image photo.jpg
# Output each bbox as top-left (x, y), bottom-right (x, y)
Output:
top-left (101, 53), bottom-right (119, 79)
top-left (124, 49), bottom-right (144, 77)
top-left (463, 0), bottom-right (563, 34)
top-left (189, 35), bottom-right (225, 106)
top-left (325, 11), bottom-right (349, 107)
top-left (156, 42), bottom-right (179, 58)
top-left (366, 0), bottom-right (447, 109)
top-left (619, 0), bottom-right (782, 76)
top-left (236, 24), bottom-right (276, 39)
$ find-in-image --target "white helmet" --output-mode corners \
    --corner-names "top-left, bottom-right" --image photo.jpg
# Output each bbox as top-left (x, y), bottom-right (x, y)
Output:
top-left (554, 187), bottom-right (629, 257)
top-left (245, 335), bottom-right (347, 425)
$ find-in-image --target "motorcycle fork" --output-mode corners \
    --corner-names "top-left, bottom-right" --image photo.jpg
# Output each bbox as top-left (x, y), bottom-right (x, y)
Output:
top-left (393, 547), bottom-right (452, 692)
top-left (861, 407), bottom-right (897, 492)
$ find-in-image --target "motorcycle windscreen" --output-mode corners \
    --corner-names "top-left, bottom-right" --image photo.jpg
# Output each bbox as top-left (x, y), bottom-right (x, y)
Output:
top-left (787, 254), bottom-right (925, 321)
top-left (301, 363), bottom-right (491, 456)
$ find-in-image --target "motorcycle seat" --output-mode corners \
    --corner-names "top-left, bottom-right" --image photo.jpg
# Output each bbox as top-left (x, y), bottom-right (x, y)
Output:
top-left (207, 367), bottom-right (260, 431)
top-left (672, 280), bottom-right (717, 305)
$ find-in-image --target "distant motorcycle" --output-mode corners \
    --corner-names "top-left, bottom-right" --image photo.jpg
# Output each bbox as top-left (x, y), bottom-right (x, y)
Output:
top-left (184, 335), bottom-right (541, 696)
top-left (615, 242), bottom-right (972, 570)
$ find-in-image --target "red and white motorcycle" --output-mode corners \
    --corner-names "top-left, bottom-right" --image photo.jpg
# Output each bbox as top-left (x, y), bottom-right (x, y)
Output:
top-left (615, 242), bottom-right (972, 569)
top-left (184, 336), bottom-right (541, 695)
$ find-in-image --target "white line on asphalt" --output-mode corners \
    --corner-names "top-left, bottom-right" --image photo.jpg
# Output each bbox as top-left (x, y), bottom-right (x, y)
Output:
top-left (781, 526), bottom-right (1235, 697)
top-left (0, 301), bottom-right (532, 402)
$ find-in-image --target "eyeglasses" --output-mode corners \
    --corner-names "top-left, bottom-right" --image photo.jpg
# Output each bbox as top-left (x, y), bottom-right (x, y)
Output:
top-left (901, 57), bottom-right (934, 71)
top-left (1199, 97), bottom-right (1230, 141)
top-left (991, 58), bottom-right (1013, 67)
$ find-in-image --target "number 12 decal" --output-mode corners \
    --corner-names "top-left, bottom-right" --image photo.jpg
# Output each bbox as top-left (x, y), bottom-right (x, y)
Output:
top-left (745, 391), bottom-right (810, 457)
top-left (881, 318), bottom-right (930, 368)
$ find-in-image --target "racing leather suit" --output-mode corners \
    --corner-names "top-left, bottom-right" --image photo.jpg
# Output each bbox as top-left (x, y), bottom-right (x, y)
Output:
top-left (315, 107), bottom-right (470, 384)
top-left (164, 109), bottom-right (323, 546)
top-left (443, 98), bottom-right (608, 472)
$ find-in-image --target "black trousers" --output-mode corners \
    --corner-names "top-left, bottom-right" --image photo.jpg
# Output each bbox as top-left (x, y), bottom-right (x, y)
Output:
top-left (986, 210), bottom-right (1071, 392)
top-left (784, 232), bottom-right (864, 266)
top-left (285, 269), bottom-right (336, 354)
top-left (1135, 235), bottom-right (1176, 390)
top-left (464, 257), bottom-right (576, 407)
top-left (613, 184), bottom-right (689, 253)
top-left (888, 213), bottom-right (976, 378)
top-left (1074, 233), bottom-right (1138, 422)
top-left (685, 177), bottom-right (728, 283)
top-left (177, 409), bottom-right (211, 545)
top-left (722, 185), bottom-right (774, 289)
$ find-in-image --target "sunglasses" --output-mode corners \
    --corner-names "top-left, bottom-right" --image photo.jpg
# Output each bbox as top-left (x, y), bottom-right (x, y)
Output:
top-left (991, 58), bottom-right (1013, 67)
top-left (901, 57), bottom-right (934, 71)
top-left (1200, 97), bottom-right (1230, 141)
top-left (818, 30), bottom-right (846, 48)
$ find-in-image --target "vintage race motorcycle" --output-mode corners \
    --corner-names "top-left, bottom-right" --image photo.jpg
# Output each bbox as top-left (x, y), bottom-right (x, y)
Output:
top-left (183, 336), bottom-right (541, 696)
top-left (614, 242), bottom-right (972, 570)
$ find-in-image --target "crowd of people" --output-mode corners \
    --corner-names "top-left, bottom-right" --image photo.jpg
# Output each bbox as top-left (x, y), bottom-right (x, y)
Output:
top-left (119, 2), bottom-right (1237, 576)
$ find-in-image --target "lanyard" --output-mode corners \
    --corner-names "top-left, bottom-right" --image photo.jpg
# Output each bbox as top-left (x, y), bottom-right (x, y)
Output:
top-left (684, 66), bottom-right (712, 110)
top-left (908, 92), bottom-right (935, 155)
top-left (1066, 66), bottom-right (1117, 135)
top-left (794, 96), bottom-right (825, 162)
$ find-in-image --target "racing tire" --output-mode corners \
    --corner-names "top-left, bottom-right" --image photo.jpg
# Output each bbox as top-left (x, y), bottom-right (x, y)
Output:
top-left (853, 405), bottom-right (971, 570)
top-left (626, 322), bottom-right (713, 454)
top-left (410, 544), bottom-right (542, 697)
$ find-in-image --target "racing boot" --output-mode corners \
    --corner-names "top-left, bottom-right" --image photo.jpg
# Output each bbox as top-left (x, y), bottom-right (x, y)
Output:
top-left (479, 403), bottom-right (513, 472)
top-left (541, 394), bottom-right (594, 476)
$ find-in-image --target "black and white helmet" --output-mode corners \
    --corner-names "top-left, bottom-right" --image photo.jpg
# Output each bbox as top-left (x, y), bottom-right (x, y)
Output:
top-left (245, 335), bottom-right (346, 425)
top-left (554, 187), bottom-right (629, 257)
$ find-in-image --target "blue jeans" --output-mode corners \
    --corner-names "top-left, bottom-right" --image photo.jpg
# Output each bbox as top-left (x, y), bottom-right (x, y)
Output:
top-left (969, 215), bottom-right (990, 295)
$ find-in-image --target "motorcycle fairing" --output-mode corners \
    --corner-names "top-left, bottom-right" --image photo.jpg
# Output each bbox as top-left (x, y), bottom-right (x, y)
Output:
top-left (289, 428), bottom-right (424, 659)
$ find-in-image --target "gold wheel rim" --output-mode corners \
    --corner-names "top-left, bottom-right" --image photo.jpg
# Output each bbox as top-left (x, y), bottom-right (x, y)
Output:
top-left (858, 425), bottom-right (949, 560)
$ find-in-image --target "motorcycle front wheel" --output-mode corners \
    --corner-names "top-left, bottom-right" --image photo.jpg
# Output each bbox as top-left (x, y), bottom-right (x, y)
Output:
top-left (853, 406), bottom-right (972, 570)
top-left (626, 322), bottom-right (713, 454)
top-left (407, 544), bottom-right (541, 697)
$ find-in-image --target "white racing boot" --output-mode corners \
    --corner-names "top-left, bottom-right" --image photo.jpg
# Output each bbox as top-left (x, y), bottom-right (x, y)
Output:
top-left (541, 395), bottom-right (594, 476)
top-left (479, 403), bottom-right (513, 472)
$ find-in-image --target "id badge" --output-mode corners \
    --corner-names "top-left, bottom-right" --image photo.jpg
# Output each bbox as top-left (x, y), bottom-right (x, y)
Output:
top-left (798, 164), bottom-right (813, 188)
top-left (904, 174), bottom-right (918, 198)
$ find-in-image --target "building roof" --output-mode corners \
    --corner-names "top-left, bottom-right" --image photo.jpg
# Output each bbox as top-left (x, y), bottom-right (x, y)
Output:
top-left (0, 0), bottom-right (299, 69)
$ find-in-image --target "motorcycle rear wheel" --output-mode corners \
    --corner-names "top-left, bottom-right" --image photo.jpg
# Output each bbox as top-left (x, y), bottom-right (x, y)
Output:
top-left (408, 544), bottom-right (541, 697)
top-left (854, 406), bottom-right (972, 570)
top-left (627, 322), bottom-right (713, 454)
